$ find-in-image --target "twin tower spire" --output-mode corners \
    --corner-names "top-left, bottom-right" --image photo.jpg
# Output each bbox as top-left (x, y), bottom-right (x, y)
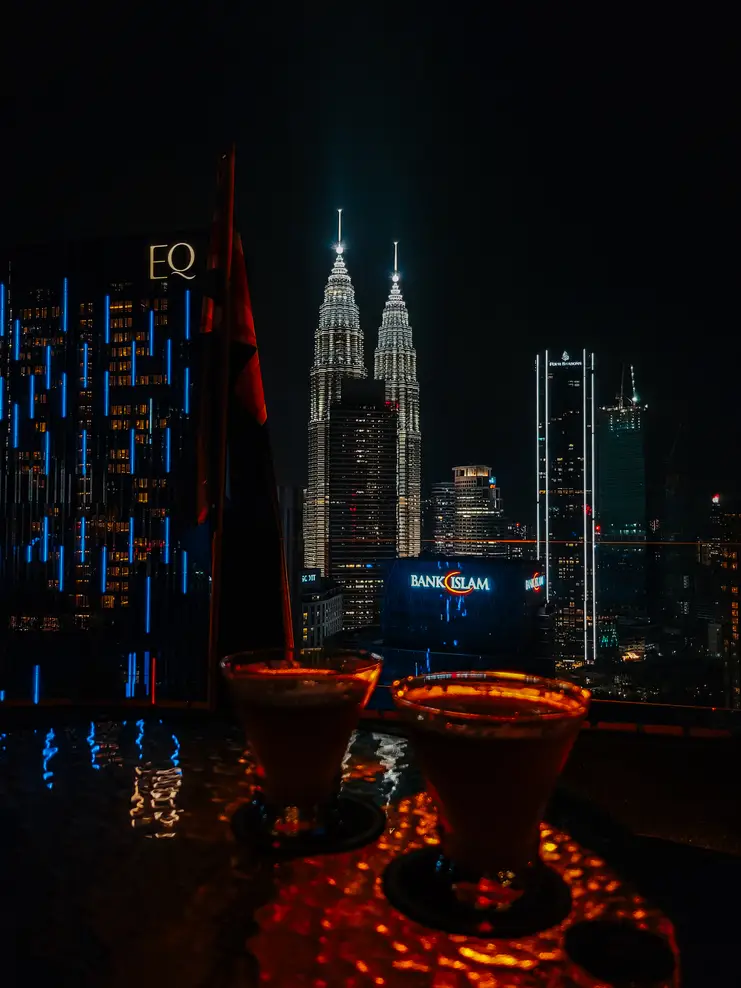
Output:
top-left (305, 210), bottom-right (422, 573)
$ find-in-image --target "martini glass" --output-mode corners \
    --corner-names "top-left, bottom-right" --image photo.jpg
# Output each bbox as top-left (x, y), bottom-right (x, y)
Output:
top-left (384, 670), bottom-right (590, 936)
top-left (222, 647), bottom-right (384, 854)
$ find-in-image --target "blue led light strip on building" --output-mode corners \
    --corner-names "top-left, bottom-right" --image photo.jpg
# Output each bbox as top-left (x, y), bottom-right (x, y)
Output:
top-left (12, 403), bottom-right (19, 448)
top-left (166, 338), bottom-right (172, 384)
top-left (164, 515), bottom-right (170, 564)
top-left (27, 544), bottom-right (32, 564)
top-left (129, 517), bottom-right (135, 563)
top-left (42, 516), bottom-right (49, 562)
top-left (184, 367), bottom-right (190, 413)
top-left (126, 652), bottom-right (134, 698)
top-left (104, 371), bottom-right (109, 415)
top-left (149, 310), bottom-right (154, 356)
top-left (33, 665), bottom-right (40, 705)
top-left (46, 345), bottom-right (52, 389)
top-left (130, 427), bottom-right (135, 474)
top-left (144, 651), bottom-right (150, 695)
top-left (184, 289), bottom-right (190, 340)
top-left (100, 545), bottom-right (107, 593)
top-left (80, 516), bottom-right (86, 562)
top-left (58, 545), bottom-right (64, 592)
top-left (145, 576), bottom-right (151, 634)
top-left (0, 282), bottom-right (5, 336)
top-left (13, 319), bottom-right (20, 361)
top-left (45, 430), bottom-right (51, 474)
top-left (104, 294), bottom-right (110, 343)
top-left (61, 372), bottom-right (67, 417)
top-left (62, 277), bottom-right (68, 333)
top-left (83, 342), bottom-right (88, 388)
top-left (165, 427), bottom-right (171, 473)
top-left (29, 375), bottom-right (35, 418)
top-left (131, 340), bottom-right (136, 386)
top-left (82, 429), bottom-right (87, 476)
top-left (181, 550), bottom-right (188, 594)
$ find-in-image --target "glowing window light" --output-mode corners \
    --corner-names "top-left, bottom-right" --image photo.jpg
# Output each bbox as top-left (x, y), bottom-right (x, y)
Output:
top-left (83, 341), bottom-right (88, 388)
top-left (62, 277), bottom-right (68, 333)
top-left (12, 403), bottom-right (19, 448)
top-left (58, 545), bottom-right (64, 592)
top-left (145, 576), bottom-right (151, 634)
top-left (129, 516), bottom-right (134, 563)
top-left (149, 397), bottom-right (153, 436)
top-left (149, 310), bottom-right (155, 356)
top-left (100, 545), bottom-right (107, 593)
top-left (13, 318), bottom-right (20, 361)
top-left (33, 665), bottom-right (40, 705)
top-left (45, 429), bottom-right (50, 474)
top-left (104, 371), bottom-right (109, 415)
top-left (166, 338), bottom-right (172, 384)
top-left (181, 550), bottom-right (188, 594)
top-left (82, 429), bottom-right (87, 475)
top-left (46, 344), bottom-right (52, 389)
top-left (29, 374), bottom-right (35, 418)
top-left (184, 289), bottom-right (191, 340)
top-left (164, 515), bottom-right (170, 564)
top-left (0, 282), bottom-right (5, 336)
top-left (131, 340), bottom-right (136, 386)
top-left (184, 366), bottom-right (190, 413)
top-left (61, 372), bottom-right (67, 417)
top-left (130, 427), bottom-right (135, 474)
top-left (104, 294), bottom-right (110, 343)
top-left (42, 516), bottom-right (49, 563)
top-left (165, 427), bottom-right (171, 473)
top-left (80, 515), bottom-right (86, 562)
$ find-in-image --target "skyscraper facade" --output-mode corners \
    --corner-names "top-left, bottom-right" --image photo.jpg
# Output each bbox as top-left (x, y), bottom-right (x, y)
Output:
top-left (327, 380), bottom-right (397, 629)
top-left (430, 480), bottom-right (456, 555)
top-left (0, 234), bottom-right (209, 704)
top-left (374, 244), bottom-right (421, 557)
top-left (453, 465), bottom-right (506, 557)
top-left (305, 218), bottom-right (366, 574)
top-left (536, 349), bottom-right (597, 666)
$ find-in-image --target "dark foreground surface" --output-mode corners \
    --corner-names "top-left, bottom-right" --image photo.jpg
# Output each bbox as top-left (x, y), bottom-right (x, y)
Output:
top-left (0, 716), bottom-right (736, 986)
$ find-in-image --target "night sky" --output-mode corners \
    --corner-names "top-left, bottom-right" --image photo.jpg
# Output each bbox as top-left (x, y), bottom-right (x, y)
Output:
top-left (3, 6), bottom-right (738, 518)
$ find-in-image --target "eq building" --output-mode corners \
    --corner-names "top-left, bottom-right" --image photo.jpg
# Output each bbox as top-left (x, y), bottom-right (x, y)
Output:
top-left (0, 234), bottom-right (210, 704)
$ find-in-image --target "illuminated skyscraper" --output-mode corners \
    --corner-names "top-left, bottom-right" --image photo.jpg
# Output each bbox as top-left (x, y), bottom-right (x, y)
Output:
top-left (431, 480), bottom-right (456, 555)
top-left (453, 465), bottom-right (506, 557)
top-left (0, 235), bottom-right (209, 704)
top-left (536, 349), bottom-right (597, 666)
top-left (305, 212), bottom-right (367, 574)
top-left (374, 243), bottom-right (421, 557)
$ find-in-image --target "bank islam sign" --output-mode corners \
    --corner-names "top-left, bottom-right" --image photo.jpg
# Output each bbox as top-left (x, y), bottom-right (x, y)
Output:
top-left (410, 571), bottom-right (491, 596)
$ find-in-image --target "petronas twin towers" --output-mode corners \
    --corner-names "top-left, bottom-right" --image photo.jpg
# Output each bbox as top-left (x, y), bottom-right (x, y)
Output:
top-left (305, 213), bottom-right (421, 573)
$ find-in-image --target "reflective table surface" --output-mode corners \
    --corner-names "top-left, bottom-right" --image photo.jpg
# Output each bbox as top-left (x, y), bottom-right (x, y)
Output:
top-left (0, 718), bottom-right (686, 986)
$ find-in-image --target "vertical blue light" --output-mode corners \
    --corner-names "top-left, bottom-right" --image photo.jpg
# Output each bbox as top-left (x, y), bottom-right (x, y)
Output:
top-left (149, 310), bottom-right (154, 356)
top-left (62, 277), bottom-right (68, 333)
top-left (135, 719), bottom-right (144, 759)
top-left (129, 516), bottom-right (134, 563)
top-left (131, 340), bottom-right (136, 386)
top-left (165, 427), bottom-right (171, 473)
top-left (61, 372), bottom-right (67, 417)
top-left (80, 516), bottom-right (86, 562)
top-left (104, 371), bottom-right (109, 415)
top-left (82, 429), bottom-right (87, 475)
top-left (181, 550), bottom-right (188, 594)
top-left (33, 665), bottom-right (41, 705)
top-left (29, 375), bottom-right (35, 418)
top-left (42, 729), bottom-right (58, 788)
top-left (184, 367), bottom-right (190, 413)
top-left (12, 403), bottom-right (19, 448)
top-left (145, 576), bottom-right (151, 634)
top-left (87, 722), bottom-right (100, 770)
top-left (0, 376), bottom-right (4, 419)
top-left (104, 294), bottom-right (110, 343)
top-left (144, 650), bottom-right (150, 695)
top-left (45, 429), bottom-right (50, 474)
top-left (100, 545), bottom-right (107, 594)
top-left (13, 319), bottom-right (20, 361)
top-left (46, 344), bottom-right (52, 389)
top-left (130, 427), bottom-right (135, 474)
top-left (0, 690), bottom-right (5, 702)
top-left (27, 543), bottom-right (32, 563)
top-left (166, 338), bottom-right (172, 384)
top-left (126, 652), bottom-right (133, 698)
top-left (42, 516), bottom-right (49, 562)
top-left (82, 342), bottom-right (88, 388)
top-left (58, 545), bottom-right (64, 592)
top-left (184, 289), bottom-right (191, 340)
top-left (164, 515), bottom-right (170, 564)
top-left (0, 282), bottom-right (5, 336)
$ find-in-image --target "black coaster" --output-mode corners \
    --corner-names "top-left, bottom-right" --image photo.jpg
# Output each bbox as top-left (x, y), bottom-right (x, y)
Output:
top-left (231, 791), bottom-right (386, 859)
top-left (383, 847), bottom-right (572, 938)
top-left (564, 921), bottom-right (676, 987)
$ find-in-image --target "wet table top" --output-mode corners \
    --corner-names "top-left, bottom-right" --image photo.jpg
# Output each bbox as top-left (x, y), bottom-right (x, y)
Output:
top-left (0, 718), bottom-right (682, 987)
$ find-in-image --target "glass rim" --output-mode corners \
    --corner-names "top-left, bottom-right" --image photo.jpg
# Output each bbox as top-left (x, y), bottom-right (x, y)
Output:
top-left (391, 670), bottom-right (590, 724)
top-left (220, 646), bottom-right (383, 679)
